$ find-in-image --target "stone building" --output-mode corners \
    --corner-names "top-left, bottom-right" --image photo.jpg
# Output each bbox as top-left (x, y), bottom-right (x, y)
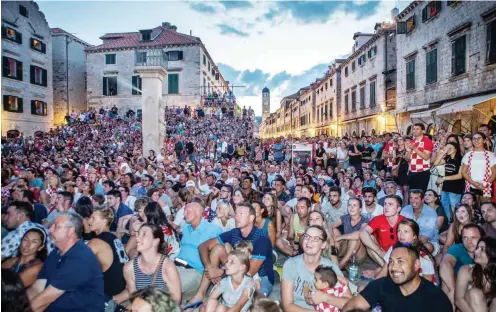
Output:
top-left (85, 22), bottom-right (229, 114)
top-left (339, 22), bottom-right (398, 137)
top-left (1, 1), bottom-right (53, 136)
top-left (51, 28), bottom-right (91, 125)
top-left (396, 1), bottom-right (496, 135)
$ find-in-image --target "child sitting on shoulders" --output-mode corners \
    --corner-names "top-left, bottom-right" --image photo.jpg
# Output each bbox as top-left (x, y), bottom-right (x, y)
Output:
top-left (312, 265), bottom-right (351, 312)
top-left (234, 240), bottom-right (262, 291)
top-left (203, 250), bottom-right (256, 312)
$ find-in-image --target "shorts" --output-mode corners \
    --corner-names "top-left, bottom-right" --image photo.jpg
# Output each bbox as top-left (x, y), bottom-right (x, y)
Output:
top-left (257, 275), bottom-right (273, 297)
top-left (177, 267), bottom-right (202, 302)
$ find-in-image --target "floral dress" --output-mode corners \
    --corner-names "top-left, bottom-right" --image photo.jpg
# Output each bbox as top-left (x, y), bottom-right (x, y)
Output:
top-left (159, 225), bottom-right (180, 260)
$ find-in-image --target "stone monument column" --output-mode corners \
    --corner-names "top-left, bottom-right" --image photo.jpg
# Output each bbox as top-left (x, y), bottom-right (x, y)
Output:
top-left (134, 66), bottom-right (167, 154)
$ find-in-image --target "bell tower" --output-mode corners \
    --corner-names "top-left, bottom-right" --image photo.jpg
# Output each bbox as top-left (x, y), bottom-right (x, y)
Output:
top-left (262, 86), bottom-right (270, 120)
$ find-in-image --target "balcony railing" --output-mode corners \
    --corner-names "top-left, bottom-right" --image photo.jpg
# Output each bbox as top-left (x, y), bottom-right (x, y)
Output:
top-left (135, 49), bottom-right (168, 68)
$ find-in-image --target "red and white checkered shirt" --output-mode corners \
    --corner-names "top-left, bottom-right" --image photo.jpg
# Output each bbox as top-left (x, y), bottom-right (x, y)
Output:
top-left (409, 136), bottom-right (433, 173)
top-left (384, 142), bottom-right (395, 168)
top-left (314, 283), bottom-right (347, 312)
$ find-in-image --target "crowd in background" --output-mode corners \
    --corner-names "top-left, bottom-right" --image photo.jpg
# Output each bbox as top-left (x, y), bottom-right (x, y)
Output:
top-left (1, 105), bottom-right (495, 312)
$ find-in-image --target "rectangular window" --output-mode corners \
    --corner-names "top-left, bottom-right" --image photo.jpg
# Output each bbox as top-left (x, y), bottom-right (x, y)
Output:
top-left (451, 35), bottom-right (466, 76)
top-left (422, 1), bottom-right (441, 22)
top-left (3, 95), bottom-right (23, 113)
top-left (105, 54), bottom-right (116, 64)
top-left (30, 38), bottom-right (46, 53)
top-left (2, 56), bottom-right (22, 81)
top-left (103, 76), bottom-right (118, 96)
top-left (345, 67), bottom-right (348, 77)
top-left (31, 100), bottom-right (47, 116)
top-left (141, 31), bottom-right (151, 41)
top-left (329, 101), bottom-right (333, 118)
top-left (136, 52), bottom-right (147, 64)
top-left (360, 87), bottom-right (365, 108)
top-left (368, 46), bottom-right (377, 58)
top-left (351, 91), bottom-right (357, 111)
top-left (406, 59), bottom-right (416, 90)
top-left (358, 55), bottom-right (366, 65)
top-left (345, 94), bottom-right (349, 112)
top-left (203, 54), bottom-right (206, 65)
top-left (486, 20), bottom-right (496, 65)
top-left (426, 49), bottom-right (438, 84)
top-left (132, 75), bottom-right (142, 95)
top-left (208, 62), bottom-right (211, 72)
top-left (330, 79), bottom-right (333, 87)
top-left (370, 81), bottom-right (376, 106)
top-left (2, 26), bottom-right (22, 44)
top-left (352, 61), bottom-right (356, 71)
top-left (325, 82), bottom-right (328, 90)
top-left (168, 51), bottom-right (183, 61)
top-left (19, 5), bottom-right (28, 17)
top-left (406, 15), bottom-right (416, 34)
top-left (168, 74), bottom-right (179, 94)
top-left (30, 65), bottom-right (47, 86)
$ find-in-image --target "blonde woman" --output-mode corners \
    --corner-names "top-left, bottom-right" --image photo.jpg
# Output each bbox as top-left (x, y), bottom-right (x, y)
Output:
top-left (211, 200), bottom-right (235, 232)
top-left (40, 175), bottom-right (63, 205)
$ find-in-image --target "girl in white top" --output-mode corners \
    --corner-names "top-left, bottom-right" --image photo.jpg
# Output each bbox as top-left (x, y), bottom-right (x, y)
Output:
top-left (204, 250), bottom-right (256, 312)
top-left (211, 200), bottom-right (235, 232)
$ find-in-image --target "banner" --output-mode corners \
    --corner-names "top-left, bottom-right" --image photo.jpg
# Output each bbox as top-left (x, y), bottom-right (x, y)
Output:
top-left (292, 143), bottom-right (313, 169)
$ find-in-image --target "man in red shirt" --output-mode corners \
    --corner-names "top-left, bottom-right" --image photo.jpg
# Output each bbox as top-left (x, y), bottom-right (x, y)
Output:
top-left (405, 123), bottom-right (433, 192)
top-left (359, 195), bottom-right (406, 266)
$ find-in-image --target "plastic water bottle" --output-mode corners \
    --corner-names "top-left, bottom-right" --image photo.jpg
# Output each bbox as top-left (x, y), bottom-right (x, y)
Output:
top-left (348, 250), bottom-right (359, 282)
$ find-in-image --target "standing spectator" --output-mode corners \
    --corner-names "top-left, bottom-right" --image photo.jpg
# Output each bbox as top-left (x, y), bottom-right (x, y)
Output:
top-left (405, 123), bottom-right (433, 193)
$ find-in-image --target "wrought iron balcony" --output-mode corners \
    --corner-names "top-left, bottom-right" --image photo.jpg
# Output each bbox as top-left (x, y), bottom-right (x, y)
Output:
top-left (135, 49), bottom-right (168, 68)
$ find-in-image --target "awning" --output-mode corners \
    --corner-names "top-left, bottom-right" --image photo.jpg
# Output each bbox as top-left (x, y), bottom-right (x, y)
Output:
top-left (410, 92), bottom-right (496, 119)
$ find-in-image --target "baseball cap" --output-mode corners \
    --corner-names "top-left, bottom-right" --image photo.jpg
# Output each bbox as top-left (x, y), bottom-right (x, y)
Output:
top-left (185, 181), bottom-right (196, 188)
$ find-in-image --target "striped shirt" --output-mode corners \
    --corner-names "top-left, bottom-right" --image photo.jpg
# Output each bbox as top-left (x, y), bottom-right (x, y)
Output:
top-left (133, 257), bottom-right (167, 291)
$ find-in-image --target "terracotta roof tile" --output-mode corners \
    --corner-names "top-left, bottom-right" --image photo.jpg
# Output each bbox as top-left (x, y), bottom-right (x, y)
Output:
top-left (86, 26), bottom-right (201, 52)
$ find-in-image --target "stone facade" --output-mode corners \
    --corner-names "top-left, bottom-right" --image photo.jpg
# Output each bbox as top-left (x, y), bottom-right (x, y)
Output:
top-left (396, 1), bottom-right (496, 134)
top-left (340, 25), bottom-right (397, 137)
top-left (1, 1), bottom-right (53, 136)
top-left (51, 28), bottom-right (91, 125)
top-left (86, 23), bottom-right (229, 114)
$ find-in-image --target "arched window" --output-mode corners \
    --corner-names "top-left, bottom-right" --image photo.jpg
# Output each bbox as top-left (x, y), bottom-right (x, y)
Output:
top-left (371, 129), bottom-right (377, 136)
top-left (352, 131), bottom-right (357, 137)
top-left (361, 130), bottom-right (366, 137)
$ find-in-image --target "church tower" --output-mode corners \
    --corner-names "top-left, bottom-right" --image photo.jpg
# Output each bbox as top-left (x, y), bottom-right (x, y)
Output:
top-left (262, 86), bottom-right (270, 120)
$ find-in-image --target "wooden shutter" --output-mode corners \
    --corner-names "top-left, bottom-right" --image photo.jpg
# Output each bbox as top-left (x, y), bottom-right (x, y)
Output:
top-left (397, 21), bottom-right (406, 34)
top-left (488, 21), bottom-right (496, 64)
top-left (178, 51), bottom-right (183, 60)
top-left (3, 95), bottom-right (9, 111)
top-left (41, 42), bottom-right (46, 54)
top-left (2, 56), bottom-right (9, 77)
top-left (103, 77), bottom-right (107, 95)
top-left (422, 6), bottom-right (427, 22)
top-left (30, 65), bottom-right (35, 84)
top-left (435, 1), bottom-right (442, 12)
top-left (42, 69), bottom-right (47, 86)
top-left (31, 100), bottom-right (36, 114)
top-left (18, 97), bottom-right (23, 113)
top-left (132, 76), bottom-right (137, 95)
top-left (16, 31), bottom-right (22, 44)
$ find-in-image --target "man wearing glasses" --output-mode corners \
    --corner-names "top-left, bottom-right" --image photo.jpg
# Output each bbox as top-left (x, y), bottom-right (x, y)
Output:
top-left (461, 131), bottom-right (496, 200)
top-left (359, 195), bottom-right (406, 266)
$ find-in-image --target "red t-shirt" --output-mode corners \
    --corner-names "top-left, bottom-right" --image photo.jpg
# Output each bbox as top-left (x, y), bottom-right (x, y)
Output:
top-left (368, 215), bottom-right (406, 251)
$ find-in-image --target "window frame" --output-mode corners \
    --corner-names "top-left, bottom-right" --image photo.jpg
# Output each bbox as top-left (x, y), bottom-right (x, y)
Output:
top-left (30, 65), bottom-right (47, 87)
top-left (406, 15), bottom-right (416, 34)
top-left (370, 81), bottom-right (376, 106)
top-left (351, 90), bottom-right (357, 112)
top-left (426, 49), bottom-right (438, 84)
top-left (132, 75), bottom-right (142, 95)
top-left (168, 73), bottom-right (179, 94)
top-left (486, 19), bottom-right (496, 65)
top-left (3, 95), bottom-right (23, 113)
top-left (103, 76), bottom-right (118, 96)
top-left (167, 51), bottom-right (183, 61)
top-left (31, 100), bottom-right (47, 116)
top-left (2, 26), bottom-right (22, 44)
top-left (105, 54), bottom-right (116, 65)
top-left (345, 93), bottom-right (349, 112)
top-left (2, 56), bottom-right (23, 81)
top-left (30, 38), bottom-right (46, 54)
top-left (451, 35), bottom-right (467, 76)
top-left (359, 86), bottom-right (365, 109)
top-left (19, 5), bottom-right (29, 17)
top-left (136, 52), bottom-right (147, 64)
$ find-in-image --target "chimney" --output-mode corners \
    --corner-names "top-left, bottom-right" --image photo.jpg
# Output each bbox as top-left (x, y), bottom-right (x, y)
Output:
top-left (391, 7), bottom-right (399, 20)
top-left (161, 22), bottom-right (177, 31)
top-left (190, 30), bottom-right (192, 36)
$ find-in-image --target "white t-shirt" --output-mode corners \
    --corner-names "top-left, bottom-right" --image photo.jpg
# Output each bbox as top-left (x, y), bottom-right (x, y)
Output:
top-left (173, 206), bottom-right (186, 228)
top-left (167, 174), bottom-right (180, 183)
top-left (361, 203), bottom-right (384, 220)
top-left (286, 198), bottom-right (297, 212)
top-left (211, 217), bottom-right (235, 232)
top-left (199, 183), bottom-right (212, 196)
top-left (462, 151), bottom-right (496, 188)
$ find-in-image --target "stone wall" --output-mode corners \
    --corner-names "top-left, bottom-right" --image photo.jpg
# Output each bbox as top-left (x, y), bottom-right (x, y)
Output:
top-left (1, 1), bottom-right (53, 136)
top-left (52, 33), bottom-right (88, 125)
top-left (396, 1), bottom-right (496, 133)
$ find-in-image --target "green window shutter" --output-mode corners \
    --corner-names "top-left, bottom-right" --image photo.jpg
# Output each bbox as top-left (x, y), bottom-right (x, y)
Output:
top-left (168, 74), bottom-right (179, 94)
top-left (18, 97), bottom-right (23, 113)
top-left (103, 77), bottom-right (107, 95)
top-left (488, 21), bottom-right (496, 64)
top-left (3, 95), bottom-right (9, 111)
top-left (16, 60), bottom-right (23, 81)
top-left (42, 69), bottom-right (47, 87)
top-left (422, 6), bottom-right (427, 22)
top-left (30, 65), bottom-right (35, 84)
top-left (31, 100), bottom-right (36, 114)
top-left (178, 51), bottom-right (183, 60)
top-left (2, 56), bottom-right (9, 77)
top-left (132, 76), bottom-right (137, 95)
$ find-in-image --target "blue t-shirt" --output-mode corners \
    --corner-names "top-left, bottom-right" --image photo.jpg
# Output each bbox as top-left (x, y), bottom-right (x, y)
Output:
top-left (110, 203), bottom-right (133, 232)
top-left (177, 219), bottom-right (222, 274)
top-left (38, 240), bottom-right (104, 312)
top-left (34, 203), bottom-right (48, 224)
top-left (30, 178), bottom-right (44, 190)
top-left (447, 243), bottom-right (473, 275)
top-left (218, 227), bottom-right (274, 285)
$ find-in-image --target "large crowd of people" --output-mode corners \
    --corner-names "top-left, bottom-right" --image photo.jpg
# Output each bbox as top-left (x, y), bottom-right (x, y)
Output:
top-left (1, 105), bottom-right (496, 312)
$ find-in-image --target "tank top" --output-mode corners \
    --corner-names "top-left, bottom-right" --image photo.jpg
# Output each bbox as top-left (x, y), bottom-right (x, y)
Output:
top-left (259, 218), bottom-right (271, 237)
top-left (133, 256), bottom-right (168, 291)
top-left (11, 258), bottom-right (42, 274)
top-left (293, 214), bottom-right (306, 244)
top-left (95, 232), bottom-right (128, 296)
